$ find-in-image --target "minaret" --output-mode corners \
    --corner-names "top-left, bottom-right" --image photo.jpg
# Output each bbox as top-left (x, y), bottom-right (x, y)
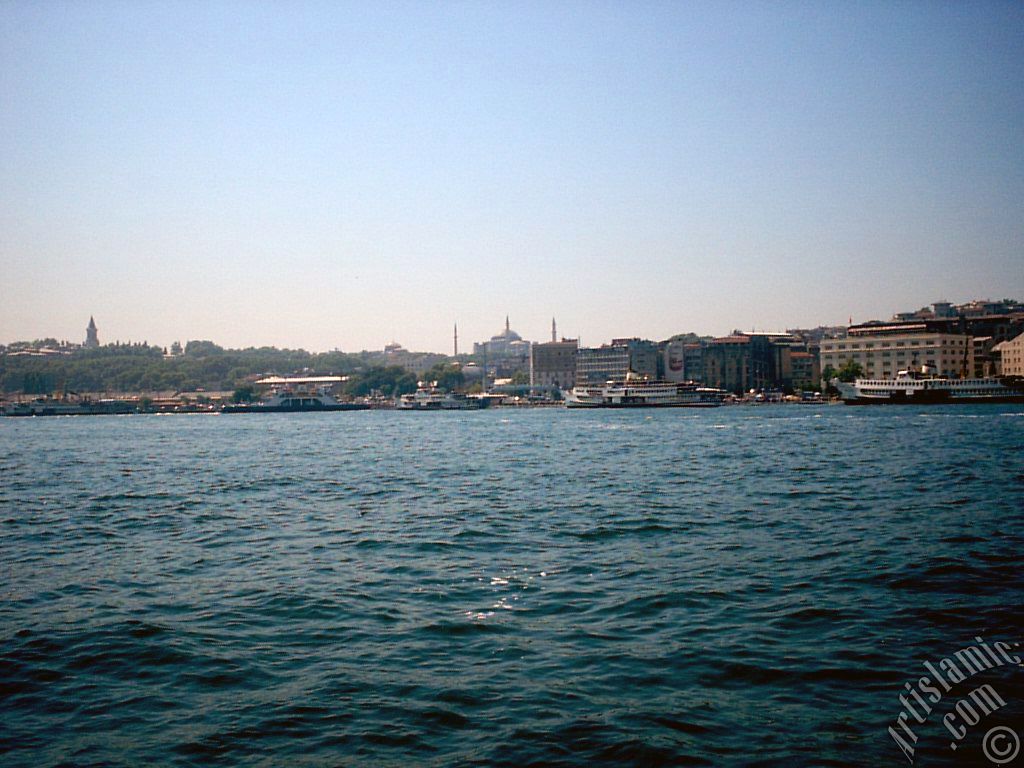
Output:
top-left (454, 323), bottom-right (458, 357)
top-left (85, 316), bottom-right (99, 348)
top-left (552, 317), bottom-right (557, 343)
top-left (505, 315), bottom-right (510, 333)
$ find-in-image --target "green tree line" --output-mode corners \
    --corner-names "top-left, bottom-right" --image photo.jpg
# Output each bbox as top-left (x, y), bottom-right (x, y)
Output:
top-left (0, 343), bottom-right (471, 397)
top-left (0, 342), bottom-right (360, 394)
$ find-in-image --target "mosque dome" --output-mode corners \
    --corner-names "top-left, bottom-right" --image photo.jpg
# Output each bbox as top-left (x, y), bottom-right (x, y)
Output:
top-left (491, 316), bottom-right (521, 342)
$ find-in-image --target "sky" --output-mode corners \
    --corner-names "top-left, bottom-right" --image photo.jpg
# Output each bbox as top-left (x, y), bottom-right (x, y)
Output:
top-left (2, 1), bottom-right (1023, 353)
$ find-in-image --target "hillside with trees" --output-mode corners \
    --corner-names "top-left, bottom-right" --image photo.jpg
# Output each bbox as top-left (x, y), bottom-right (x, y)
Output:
top-left (0, 341), bottom-right (364, 395)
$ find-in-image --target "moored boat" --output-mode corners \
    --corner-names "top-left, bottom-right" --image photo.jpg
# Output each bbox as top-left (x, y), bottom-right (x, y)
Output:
top-left (834, 367), bottom-right (1024, 405)
top-left (397, 382), bottom-right (487, 410)
top-left (221, 376), bottom-right (369, 413)
top-left (563, 375), bottom-right (727, 408)
top-left (3, 397), bottom-right (138, 417)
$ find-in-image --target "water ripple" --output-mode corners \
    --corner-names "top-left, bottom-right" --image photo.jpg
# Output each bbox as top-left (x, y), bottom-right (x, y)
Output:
top-left (1, 405), bottom-right (1021, 766)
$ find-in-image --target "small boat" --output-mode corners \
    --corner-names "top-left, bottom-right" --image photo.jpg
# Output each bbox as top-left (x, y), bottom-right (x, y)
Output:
top-left (222, 376), bottom-right (369, 413)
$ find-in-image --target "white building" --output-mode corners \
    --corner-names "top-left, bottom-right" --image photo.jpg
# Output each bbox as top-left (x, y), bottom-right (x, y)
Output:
top-left (820, 326), bottom-right (972, 379)
top-left (994, 332), bottom-right (1024, 376)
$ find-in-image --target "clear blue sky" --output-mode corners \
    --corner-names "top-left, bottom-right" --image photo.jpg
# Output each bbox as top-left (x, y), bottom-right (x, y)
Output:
top-left (2, 1), bottom-right (1022, 352)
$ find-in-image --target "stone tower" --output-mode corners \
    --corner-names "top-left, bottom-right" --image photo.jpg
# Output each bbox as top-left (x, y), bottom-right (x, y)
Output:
top-left (85, 316), bottom-right (99, 348)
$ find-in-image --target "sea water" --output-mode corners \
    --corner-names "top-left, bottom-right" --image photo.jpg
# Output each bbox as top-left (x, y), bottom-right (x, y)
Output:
top-left (1, 406), bottom-right (1022, 766)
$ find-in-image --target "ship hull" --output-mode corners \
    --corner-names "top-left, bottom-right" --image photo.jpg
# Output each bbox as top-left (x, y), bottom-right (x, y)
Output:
top-left (3, 401), bottom-right (138, 417)
top-left (563, 400), bottom-right (720, 408)
top-left (396, 401), bottom-right (483, 411)
top-left (222, 403), bottom-right (369, 413)
top-left (842, 393), bottom-right (1024, 405)
top-left (836, 376), bottom-right (1024, 405)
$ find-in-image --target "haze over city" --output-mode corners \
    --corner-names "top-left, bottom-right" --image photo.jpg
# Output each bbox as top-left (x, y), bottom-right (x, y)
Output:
top-left (2, 1), bottom-right (1023, 352)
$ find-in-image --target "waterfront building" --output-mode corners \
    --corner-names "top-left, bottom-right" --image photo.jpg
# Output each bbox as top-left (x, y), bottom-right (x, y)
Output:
top-left (703, 333), bottom-right (795, 394)
top-left (576, 338), bottom-right (658, 386)
top-left (972, 336), bottom-right (997, 377)
top-left (661, 336), bottom-right (709, 383)
top-left (994, 332), bottom-right (1024, 376)
top-left (790, 350), bottom-right (820, 391)
top-left (683, 343), bottom-right (705, 383)
top-left (576, 345), bottom-right (627, 386)
top-left (663, 339), bottom-right (687, 382)
top-left (85, 317), bottom-right (99, 348)
top-left (703, 336), bottom-right (753, 393)
top-left (530, 338), bottom-right (578, 390)
top-left (819, 324), bottom-right (972, 379)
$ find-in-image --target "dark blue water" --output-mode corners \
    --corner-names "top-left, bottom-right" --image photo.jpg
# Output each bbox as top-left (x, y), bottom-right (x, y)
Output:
top-left (2, 406), bottom-right (1023, 766)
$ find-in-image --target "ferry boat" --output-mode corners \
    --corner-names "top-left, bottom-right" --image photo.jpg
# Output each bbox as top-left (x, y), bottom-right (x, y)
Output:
top-left (396, 382), bottom-right (488, 410)
top-left (3, 397), bottom-right (138, 417)
top-left (834, 367), bottom-right (1024, 405)
top-left (221, 376), bottom-right (369, 413)
top-left (563, 375), bottom-right (727, 408)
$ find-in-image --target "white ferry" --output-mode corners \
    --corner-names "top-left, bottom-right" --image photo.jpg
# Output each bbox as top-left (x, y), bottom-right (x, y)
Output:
top-left (222, 376), bottom-right (369, 413)
top-left (834, 367), bottom-right (1024, 405)
top-left (397, 382), bottom-right (488, 410)
top-left (563, 375), bottom-right (727, 408)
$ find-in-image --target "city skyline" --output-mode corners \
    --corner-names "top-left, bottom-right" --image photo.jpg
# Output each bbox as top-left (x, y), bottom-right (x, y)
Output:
top-left (3, 2), bottom-right (1023, 353)
top-left (5, 296), bottom-right (1021, 356)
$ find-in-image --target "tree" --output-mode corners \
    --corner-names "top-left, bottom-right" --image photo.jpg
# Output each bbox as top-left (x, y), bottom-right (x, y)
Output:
top-left (837, 359), bottom-right (863, 382)
top-left (184, 340), bottom-right (224, 357)
top-left (819, 364), bottom-right (840, 396)
top-left (422, 363), bottom-right (465, 392)
top-left (1, 342), bottom-right (364, 396)
top-left (343, 366), bottom-right (417, 397)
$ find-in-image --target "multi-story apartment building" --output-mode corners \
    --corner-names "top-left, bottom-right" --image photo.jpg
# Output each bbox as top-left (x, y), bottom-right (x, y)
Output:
top-left (703, 336), bottom-right (754, 393)
top-left (576, 338), bottom-right (658, 385)
top-left (683, 343), bottom-right (705, 383)
top-left (790, 350), bottom-right (819, 390)
top-left (530, 339), bottom-right (578, 390)
top-left (703, 333), bottom-right (794, 393)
